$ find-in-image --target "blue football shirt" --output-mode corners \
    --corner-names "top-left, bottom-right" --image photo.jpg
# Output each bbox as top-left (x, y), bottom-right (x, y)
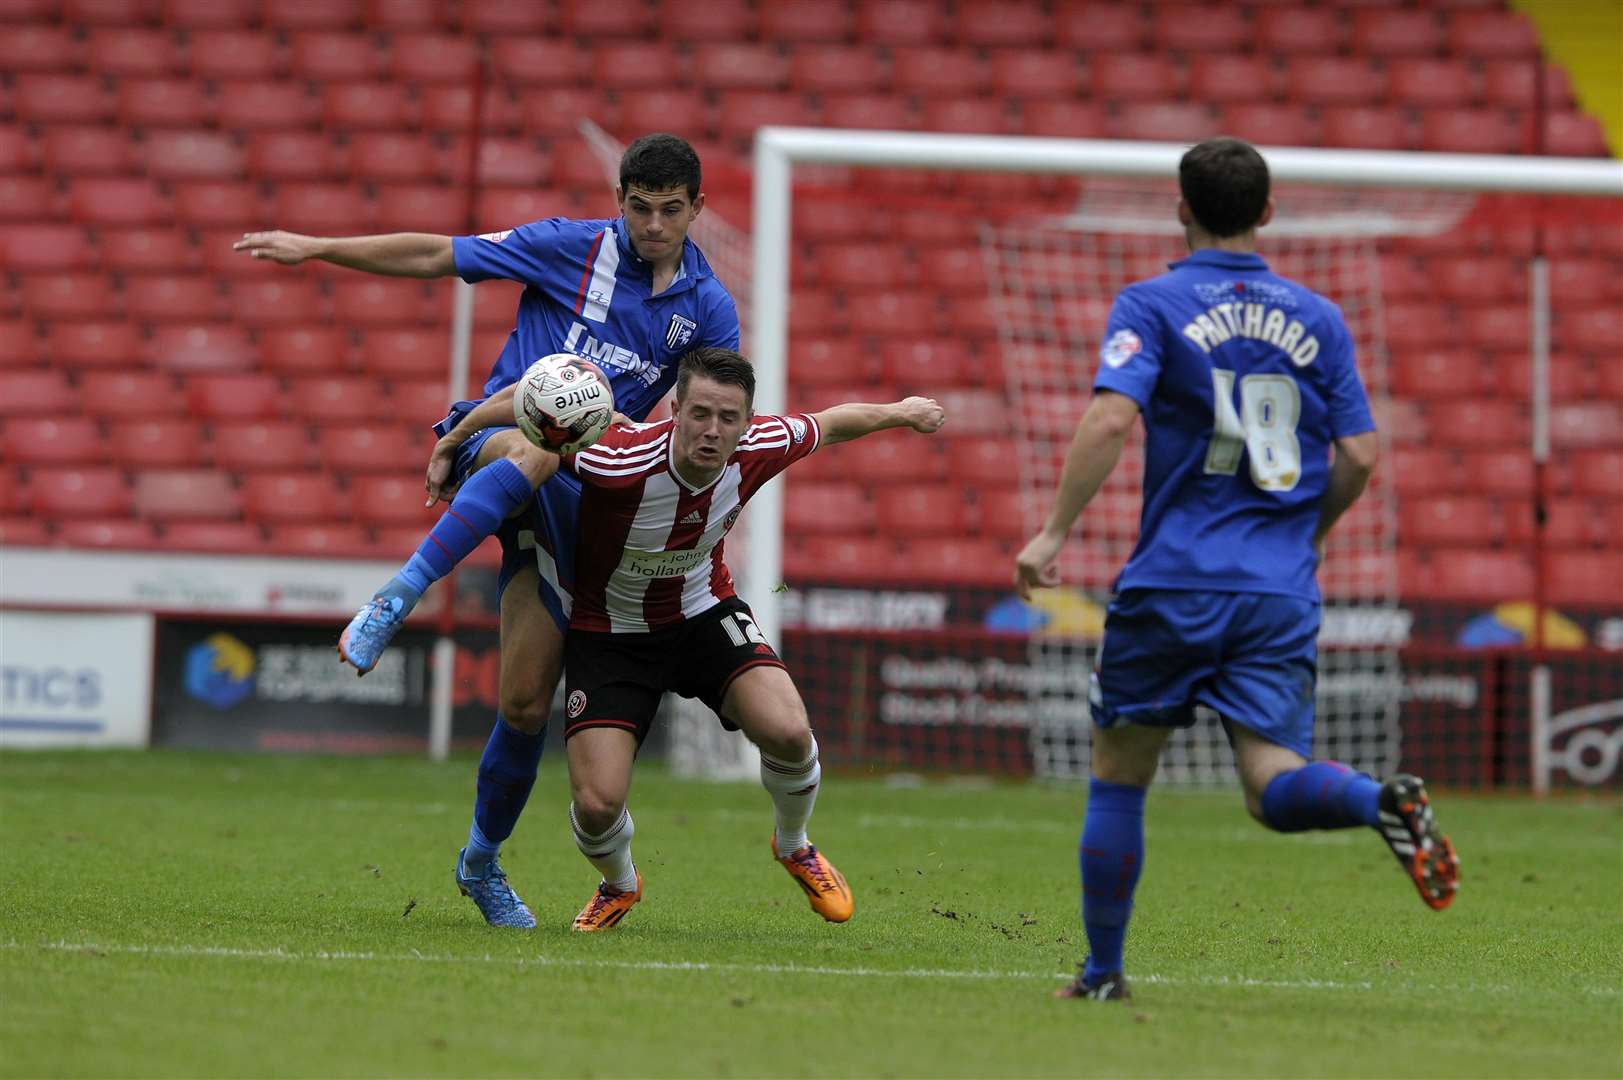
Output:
top-left (452, 216), bottom-right (740, 421)
top-left (1093, 249), bottom-right (1375, 602)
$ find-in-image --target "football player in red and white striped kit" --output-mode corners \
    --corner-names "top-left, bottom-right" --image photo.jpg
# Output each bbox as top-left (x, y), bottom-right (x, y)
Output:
top-left (556, 346), bottom-right (942, 929)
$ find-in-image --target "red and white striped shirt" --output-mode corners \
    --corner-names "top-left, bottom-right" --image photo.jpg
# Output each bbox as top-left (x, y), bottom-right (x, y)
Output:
top-left (566, 412), bottom-right (821, 633)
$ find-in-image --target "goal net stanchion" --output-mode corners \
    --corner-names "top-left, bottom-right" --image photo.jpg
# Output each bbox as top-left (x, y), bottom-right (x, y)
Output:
top-left (742, 127), bottom-right (1621, 786)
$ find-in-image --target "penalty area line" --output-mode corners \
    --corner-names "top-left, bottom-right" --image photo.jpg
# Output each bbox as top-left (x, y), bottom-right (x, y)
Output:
top-left (4, 941), bottom-right (1616, 997)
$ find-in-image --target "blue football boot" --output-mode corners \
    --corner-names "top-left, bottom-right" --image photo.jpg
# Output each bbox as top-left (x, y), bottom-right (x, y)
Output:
top-left (337, 594), bottom-right (409, 676)
top-left (455, 848), bottom-right (537, 929)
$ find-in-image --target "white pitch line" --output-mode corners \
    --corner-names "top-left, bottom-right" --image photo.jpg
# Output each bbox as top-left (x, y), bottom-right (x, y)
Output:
top-left (4, 941), bottom-right (1616, 998)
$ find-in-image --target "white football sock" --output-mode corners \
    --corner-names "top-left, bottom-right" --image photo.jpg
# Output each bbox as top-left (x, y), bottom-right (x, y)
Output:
top-left (570, 803), bottom-right (637, 894)
top-left (760, 736), bottom-right (821, 856)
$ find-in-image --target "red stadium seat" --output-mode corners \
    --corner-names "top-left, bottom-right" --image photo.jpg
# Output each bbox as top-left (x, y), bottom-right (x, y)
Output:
top-left (657, 0), bottom-right (753, 40)
top-left (118, 79), bottom-right (212, 128)
top-left (1021, 100), bottom-right (1110, 139)
top-left (265, 0), bottom-right (362, 28)
top-left (142, 130), bottom-right (245, 180)
top-left (820, 94), bottom-right (916, 132)
top-left (1386, 59), bottom-right (1476, 109)
top-left (1552, 402), bottom-right (1623, 449)
top-left (790, 337), bottom-right (875, 386)
top-left (920, 97), bottom-right (1014, 135)
top-left (372, 184), bottom-right (466, 234)
top-left (14, 75), bottom-right (116, 124)
top-left (186, 30), bottom-right (284, 80)
top-left (261, 325), bottom-right (352, 375)
top-left (365, 0), bottom-right (446, 30)
top-left (1185, 55), bottom-right (1278, 104)
top-left (212, 420), bottom-right (314, 471)
top-left (1284, 57), bottom-right (1385, 106)
top-left (1479, 61), bottom-right (1574, 110)
top-left (873, 484), bottom-right (969, 536)
top-left (1320, 106), bottom-right (1413, 151)
top-left (186, 373), bottom-right (283, 420)
top-left (760, 0), bottom-right (853, 42)
top-left (57, 518), bottom-right (161, 549)
top-left (1544, 112), bottom-right (1611, 159)
top-left (1388, 447), bottom-right (1460, 497)
top-left (715, 91), bottom-right (822, 139)
top-left (245, 132), bottom-right (339, 181)
top-left (124, 275), bottom-right (223, 322)
top-left (0, 518), bottom-right (53, 545)
top-left (265, 522), bottom-right (372, 557)
top-left (289, 32), bottom-right (382, 80)
top-left (488, 37), bottom-right (582, 86)
top-left (40, 126), bottom-right (133, 176)
top-left (1350, 8), bottom-right (1443, 56)
top-left (287, 375), bottom-right (375, 423)
top-left (1384, 301), bottom-right (1453, 350)
top-left (1547, 551), bottom-right (1623, 609)
top-left (892, 537), bottom-right (1012, 586)
top-left (1089, 53), bottom-right (1179, 101)
top-left (69, 178), bottom-right (169, 226)
top-left (1501, 497), bottom-right (1604, 549)
top-left (690, 44), bottom-right (787, 90)
top-left (0, 177), bottom-right (58, 223)
top-left (349, 472), bottom-right (436, 526)
top-left (274, 183), bottom-right (376, 234)
top-left (1569, 450), bottom-right (1622, 499)
top-left (475, 188), bottom-right (578, 231)
top-left (1053, 3), bottom-right (1143, 50)
top-left (945, 440), bottom-right (1018, 486)
top-left (1400, 548), bottom-right (1532, 602)
top-left (317, 424), bottom-right (423, 472)
top-left (1, 416), bottom-right (104, 465)
top-left (1428, 255), bottom-right (1521, 302)
top-left (847, 434), bottom-right (945, 483)
top-left (1596, 352), bottom-right (1623, 400)
top-left (1217, 103), bottom-right (1317, 147)
top-left (105, 227), bottom-right (202, 273)
top-left (1448, 11), bottom-right (1538, 59)
top-left (1420, 108), bottom-right (1525, 155)
top-left (0, 25), bottom-right (79, 73)
top-left (0, 126), bottom-right (33, 174)
top-left (1488, 352), bottom-right (1592, 402)
top-left (149, 323), bottom-right (256, 371)
top-left (472, 280), bottom-right (524, 329)
top-left (1463, 304), bottom-right (1529, 351)
top-left (20, 273), bottom-right (114, 320)
top-left (79, 371), bottom-right (178, 418)
top-left (783, 481), bottom-right (875, 535)
top-left (955, 0), bottom-right (1048, 47)
top-left (241, 470), bottom-right (346, 523)
top-left (0, 224), bottom-right (93, 271)
top-left (330, 278), bottom-right (436, 327)
top-left (388, 378), bottom-right (453, 421)
top-left (343, 132), bottom-right (438, 183)
top-left (784, 535), bottom-right (899, 582)
top-left (857, 0), bottom-right (944, 46)
top-left (1427, 399), bottom-right (1529, 447)
top-left (133, 468), bottom-right (242, 520)
top-left (987, 49), bottom-right (1085, 101)
top-left (458, 137), bottom-right (553, 187)
top-left (29, 467), bottom-right (132, 518)
top-left (65, 0), bottom-right (159, 23)
top-left (88, 28), bottom-right (184, 76)
top-left (0, 321), bottom-right (39, 368)
top-left (172, 180), bottom-right (265, 227)
top-left (846, 291), bottom-right (937, 337)
top-left (588, 43), bottom-right (683, 91)
top-left (423, 85), bottom-right (524, 136)
top-left (1111, 102), bottom-right (1216, 143)
top-left (1388, 349), bottom-right (1491, 399)
top-left (386, 31), bottom-right (476, 83)
top-left (160, 522), bottom-right (265, 552)
top-left (108, 418), bottom-right (206, 468)
top-left (161, 0), bottom-right (260, 29)
top-left (227, 279), bottom-right (325, 325)
top-left (1153, 4), bottom-right (1249, 52)
top-left (357, 328), bottom-right (449, 379)
top-left (971, 488), bottom-right (1044, 539)
top-left (215, 81), bottom-right (322, 130)
top-left (1400, 496), bottom-right (1501, 546)
top-left (1459, 448), bottom-right (1533, 498)
top-left (787, 46), bottom-right (885, 94)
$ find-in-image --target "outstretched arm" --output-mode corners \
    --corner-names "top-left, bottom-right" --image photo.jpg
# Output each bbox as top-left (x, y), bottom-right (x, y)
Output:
top-left (233, 231), bottom-right (456, 278)
top-left (1313, 431), bottom-right (1379, 562)
top-left (1013, 389), bottom-right (1140, 600)
top-left (811, 396), bottom-right (946, 445)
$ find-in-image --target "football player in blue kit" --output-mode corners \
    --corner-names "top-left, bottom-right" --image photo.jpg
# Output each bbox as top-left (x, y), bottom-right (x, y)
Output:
top-left (235, 134), bottom-right (739, 928)
top-left (1014, 137), bottom-right (1458, 1002)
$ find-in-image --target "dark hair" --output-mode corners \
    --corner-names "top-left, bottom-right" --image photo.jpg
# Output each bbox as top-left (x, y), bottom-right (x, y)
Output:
top-left (676, 347), bottom-right (755, 408)
top-left (619, 133), bottom-right (702, 201)
top-left (1179, 137), bottom-right (1271, 238)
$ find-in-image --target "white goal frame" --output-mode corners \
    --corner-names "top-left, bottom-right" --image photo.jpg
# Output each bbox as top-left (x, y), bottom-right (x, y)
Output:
top-left (743, 127), bottom-right (1621, 784)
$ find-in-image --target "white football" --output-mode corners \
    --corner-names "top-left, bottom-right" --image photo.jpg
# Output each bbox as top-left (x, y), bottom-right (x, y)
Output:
top-left (512, 353), bottom-right (615, 454)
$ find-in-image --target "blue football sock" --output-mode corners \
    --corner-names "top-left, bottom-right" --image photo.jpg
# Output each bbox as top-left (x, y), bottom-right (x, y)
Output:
top-left (1260, 761), bottom-right (1381, 832)
top-left (464, 716), bottom-right (545, 872)
top-left (1079, 778), bottom-right (1147, 981)
top-left (394, 458), bottom-right (533, 600)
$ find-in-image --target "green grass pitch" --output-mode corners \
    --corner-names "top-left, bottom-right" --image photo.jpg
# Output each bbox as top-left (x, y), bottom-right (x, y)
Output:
top-left (2, 750), bottom-right (1618, 1079)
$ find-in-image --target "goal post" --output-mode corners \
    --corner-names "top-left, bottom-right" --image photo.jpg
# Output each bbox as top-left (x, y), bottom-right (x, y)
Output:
top-left (740, 127), bottom-right (1621, 785)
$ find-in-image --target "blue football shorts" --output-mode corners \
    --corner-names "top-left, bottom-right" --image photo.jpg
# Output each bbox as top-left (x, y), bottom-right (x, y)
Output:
top-left (1089, 588), bottom-right (1320, 757)
top-left (435, 399), bottom-right (579, 633)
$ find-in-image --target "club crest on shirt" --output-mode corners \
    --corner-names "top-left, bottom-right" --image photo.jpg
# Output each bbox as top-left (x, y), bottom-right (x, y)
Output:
top-left (724, 506), bottom-right (742, 530)
top-left (785, 416), bottom-right (808, 443)
top-left (477, 229), bottom-right (513, 243)
top-left (1101, 328), bottom-right (1143, 368)
top-left (566, 690), bottom-right (587, 718)
top-left (666, 313), bottom-right (698, 350)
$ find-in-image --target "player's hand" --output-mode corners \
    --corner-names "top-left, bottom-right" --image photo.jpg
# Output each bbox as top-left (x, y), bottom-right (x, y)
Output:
top-left (233, 230), bottom-right (323, 265)
top-left (611, 411), bottom-right (634, 428)
top-left (1013, 529), bottom-right (1065, 601)
top-left (898, 396), bottom-right (946, 434)
top-left (424, 437), bottom-right (460, 505)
